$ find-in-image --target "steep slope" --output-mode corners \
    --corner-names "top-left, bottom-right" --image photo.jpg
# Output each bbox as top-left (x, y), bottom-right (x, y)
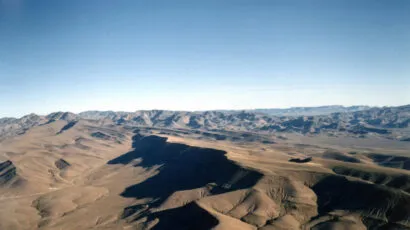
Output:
top-left (1, 105), bottom-right (410, 142)
top-left (0, 108), bottom-right (410, 229)
top-left (107, 133), bottom-right (264, 228)
top-left (77, 105), bottom-right (410, 138)
top-left (0, 160), bottom-right (20, 187)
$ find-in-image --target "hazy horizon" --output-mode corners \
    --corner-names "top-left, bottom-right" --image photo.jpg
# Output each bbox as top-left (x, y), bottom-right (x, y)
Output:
top-left (3, 103), bottom-right (410, 119)
top-left (1, 0), bottom-right (409, 117)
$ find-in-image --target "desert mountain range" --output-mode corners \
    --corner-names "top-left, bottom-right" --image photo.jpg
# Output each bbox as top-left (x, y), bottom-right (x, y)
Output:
top-left (0, 105), bottom-right (410, 229)
top-left (2, 105), bottom-right (409, 141)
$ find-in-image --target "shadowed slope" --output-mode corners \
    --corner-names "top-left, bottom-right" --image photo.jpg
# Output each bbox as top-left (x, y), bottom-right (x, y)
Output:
top-left (312, 175), bottom-right (410, 229)
top-left (367, 153), bottom-right (410, 171)
top-left (108, 133), bottom-right (263, 229)
top-left (0, 160), bottom-right (21, 186)
top-left (56, 121), bottom-right (77, 134)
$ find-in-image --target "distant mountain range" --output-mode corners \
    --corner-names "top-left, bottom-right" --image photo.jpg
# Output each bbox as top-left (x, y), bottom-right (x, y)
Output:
top-left (214, 105), bottom-right (372, 116)
top-left (248, 105), bottom-right (372, 116)
top-left (1, 105), bottom-right (409, 141)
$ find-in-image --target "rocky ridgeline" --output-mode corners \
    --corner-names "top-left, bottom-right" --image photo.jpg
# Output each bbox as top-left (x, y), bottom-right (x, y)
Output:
top-left (1, 105), bottom-right (410, 140)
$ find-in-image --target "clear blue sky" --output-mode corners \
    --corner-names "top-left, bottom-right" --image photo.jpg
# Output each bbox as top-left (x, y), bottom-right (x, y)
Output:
top-left (0, 0), bottom-right (409, 117)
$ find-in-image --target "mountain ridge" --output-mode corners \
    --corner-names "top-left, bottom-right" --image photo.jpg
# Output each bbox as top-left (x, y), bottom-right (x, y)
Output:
top-left (0, 105), bottom-right (410, 229)
top-left (1, 104), bottom-right (409, 141)
top-left (1, 105), bottom-right (375, 120)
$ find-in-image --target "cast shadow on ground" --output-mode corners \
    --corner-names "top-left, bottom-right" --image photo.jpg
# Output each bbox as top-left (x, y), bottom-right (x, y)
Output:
top-left (108, 132), bottom-right (263, 229)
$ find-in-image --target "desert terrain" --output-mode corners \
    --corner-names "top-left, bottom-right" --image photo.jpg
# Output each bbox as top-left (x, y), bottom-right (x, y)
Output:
top-left (1, 106), bottom-right (410, 229)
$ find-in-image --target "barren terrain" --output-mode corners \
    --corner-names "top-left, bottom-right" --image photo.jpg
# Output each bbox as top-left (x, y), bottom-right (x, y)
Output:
top-left (1, 106), bottom-right (410, 229)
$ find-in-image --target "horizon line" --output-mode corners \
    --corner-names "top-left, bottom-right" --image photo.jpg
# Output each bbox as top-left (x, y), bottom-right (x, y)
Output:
top-left (3, 103), bottom-right (410, 120)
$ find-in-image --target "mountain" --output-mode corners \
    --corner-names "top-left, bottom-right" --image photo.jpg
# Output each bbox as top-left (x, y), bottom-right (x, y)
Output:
top-left (78, 105), bottom-right (410, 139)
top-left (1, 105), bottom-right (410, 141)
top-left (1, 105), bottom-right (410, 229)
top-left (249, 105), bottom-right (371, 116)
top-left (0, 113), bottom-right (45, 139)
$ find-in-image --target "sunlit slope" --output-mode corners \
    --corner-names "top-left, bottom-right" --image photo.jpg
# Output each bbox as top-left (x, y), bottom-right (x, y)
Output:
top-left (0, 120), bottom-right (409, 229)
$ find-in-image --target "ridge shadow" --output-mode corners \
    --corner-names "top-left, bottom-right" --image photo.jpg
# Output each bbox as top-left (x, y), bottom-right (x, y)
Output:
top-left (108, 132), bottom-right (263, 229)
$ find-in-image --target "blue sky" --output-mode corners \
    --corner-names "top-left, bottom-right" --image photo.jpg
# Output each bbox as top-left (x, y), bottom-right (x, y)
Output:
top-left (0, 0), bottom-right (409, 117)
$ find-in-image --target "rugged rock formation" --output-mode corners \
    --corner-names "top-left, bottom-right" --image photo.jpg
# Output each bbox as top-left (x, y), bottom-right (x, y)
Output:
top-left (1, 105), bottom-right (409, 141)
top-left (0, 160), bottom-right (18, 186)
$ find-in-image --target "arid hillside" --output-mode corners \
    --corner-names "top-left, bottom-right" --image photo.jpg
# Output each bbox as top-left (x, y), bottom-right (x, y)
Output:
top-left (2, 105), bottom-right (410, 142)
top-left (1, 107), bottom-right (410, 229)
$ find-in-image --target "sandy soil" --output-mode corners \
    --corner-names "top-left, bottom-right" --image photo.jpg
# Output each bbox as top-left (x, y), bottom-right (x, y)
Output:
top-left (1, 120), bottom-right (410, 229)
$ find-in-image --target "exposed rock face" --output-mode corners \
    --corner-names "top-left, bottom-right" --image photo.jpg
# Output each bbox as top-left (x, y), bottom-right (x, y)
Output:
top-left (55, 159), bottom-right (71, 170)
top-left (0, 114), bottom-right (45, 139)
top-left (46, 112), bottom-right (78, 121)
top-left (78, 105), bottom-right (410, 138)
top-left (1, 105), bottom-right (409, 140)
top-left (0, 160), bottom-right (18, 186)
